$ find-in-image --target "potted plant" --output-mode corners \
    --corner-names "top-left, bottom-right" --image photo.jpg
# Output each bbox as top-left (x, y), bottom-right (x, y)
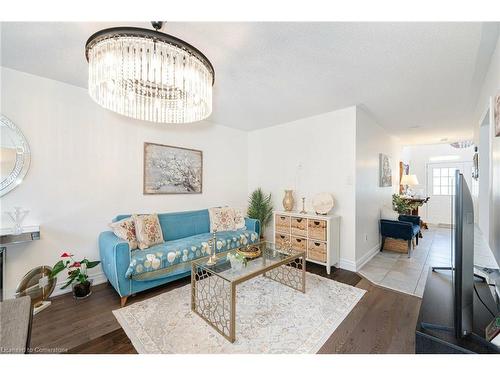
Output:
top-left (50, 252), bottom-right (100, 299)
top-left (392, 194), bottom-right (421, 215)
top-left (247, 188), bottom-right (273, 239)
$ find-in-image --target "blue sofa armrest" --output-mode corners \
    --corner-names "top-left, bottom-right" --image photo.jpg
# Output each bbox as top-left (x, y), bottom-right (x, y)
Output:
top-left (398, 214), bottom-right (421, 226)
top-left (245, 217), bottom-right (261, 237)
top-left (380, 219), bottom-right (413, 240)
top-left (98, 231), bottom-right (131, 297)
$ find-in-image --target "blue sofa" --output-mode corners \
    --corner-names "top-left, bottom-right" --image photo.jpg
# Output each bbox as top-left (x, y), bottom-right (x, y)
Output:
top-left (99, 209), bottom-right (260, 306)
top-left (380, 214), bottom-right (421, 257)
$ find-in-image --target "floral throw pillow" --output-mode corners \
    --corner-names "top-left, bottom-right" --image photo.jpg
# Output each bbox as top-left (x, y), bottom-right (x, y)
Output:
top-left (233, 208), bottom-right (246, 230)
top-left (132, 214), bottom-right (164, 250)
top-left (109, 217), bottom-right (138, 250)
top-left (208, 207), bottom-right (236, 232)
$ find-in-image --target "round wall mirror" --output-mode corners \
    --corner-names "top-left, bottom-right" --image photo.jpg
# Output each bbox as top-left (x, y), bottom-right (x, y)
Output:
top-left (0, 114), bottom-right (31, 196)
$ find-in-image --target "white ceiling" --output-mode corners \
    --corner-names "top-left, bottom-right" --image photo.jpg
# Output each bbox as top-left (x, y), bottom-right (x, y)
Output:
top-left (1, 22), bottom-right (498, 143)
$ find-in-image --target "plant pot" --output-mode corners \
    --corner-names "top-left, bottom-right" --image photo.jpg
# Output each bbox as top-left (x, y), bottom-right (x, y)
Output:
top-left (72, 280), bottom-right (93, 300)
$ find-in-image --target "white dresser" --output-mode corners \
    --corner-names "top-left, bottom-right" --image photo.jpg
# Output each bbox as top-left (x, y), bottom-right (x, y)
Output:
top-left (273, 211), bottom-right (340, 274)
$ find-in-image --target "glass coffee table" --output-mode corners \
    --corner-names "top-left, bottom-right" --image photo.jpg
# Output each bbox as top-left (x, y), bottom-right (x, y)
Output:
top-left (191, 241), bottom-right (306, 343)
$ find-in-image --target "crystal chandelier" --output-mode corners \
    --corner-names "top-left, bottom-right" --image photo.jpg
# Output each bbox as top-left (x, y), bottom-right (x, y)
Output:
top-left (450, 140), bottom-right (474, 149)
top-left (85, 22), bottom-right (215, 123)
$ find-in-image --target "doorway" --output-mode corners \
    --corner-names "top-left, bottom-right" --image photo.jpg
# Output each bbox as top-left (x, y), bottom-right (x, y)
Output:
top-left (425, 161), bottom-right (473, 225)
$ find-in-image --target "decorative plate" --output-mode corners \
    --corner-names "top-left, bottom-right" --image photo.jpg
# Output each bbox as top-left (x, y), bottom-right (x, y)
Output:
top-left (312, 193), bottom-right (334, 215)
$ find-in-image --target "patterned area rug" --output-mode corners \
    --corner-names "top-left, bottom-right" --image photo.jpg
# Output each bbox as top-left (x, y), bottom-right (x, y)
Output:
top-left (113, 273), bottom-right (365, 353)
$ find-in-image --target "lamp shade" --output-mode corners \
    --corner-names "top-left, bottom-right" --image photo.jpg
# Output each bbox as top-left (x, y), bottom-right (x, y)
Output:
top-left (400, 174), bottom-right (419, 186)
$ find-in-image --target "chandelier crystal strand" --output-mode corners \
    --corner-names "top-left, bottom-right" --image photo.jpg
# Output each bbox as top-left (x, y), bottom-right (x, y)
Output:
top-left (87, 28), bottom-right (213, 123)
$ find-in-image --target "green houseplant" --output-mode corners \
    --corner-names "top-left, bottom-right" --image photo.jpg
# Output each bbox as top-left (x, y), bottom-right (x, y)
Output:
top-left (247, 188), bottom-right (273, 239)
top-left (50, 252), bottom-right (100, 299)
top-left (392, 194), bottom-right (421, 215)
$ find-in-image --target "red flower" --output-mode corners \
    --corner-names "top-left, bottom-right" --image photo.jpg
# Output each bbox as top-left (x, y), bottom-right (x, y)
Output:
top-left (69, 262), bottom-right (81, 268)
top-left (61, 252), bottom-right (73, 258)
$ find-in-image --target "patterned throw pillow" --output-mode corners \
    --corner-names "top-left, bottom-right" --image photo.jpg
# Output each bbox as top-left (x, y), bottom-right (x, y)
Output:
top-left (233, 208), bottom-right (246, 230)
top-left (109, 217), bottom-right (138, 250)
top-left (132, 214), bottom-right (164, 250)
top-left (208, 207), bottom-right (236, 232)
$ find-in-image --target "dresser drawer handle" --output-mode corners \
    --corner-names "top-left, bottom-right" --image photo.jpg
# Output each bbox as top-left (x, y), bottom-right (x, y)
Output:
top-left (296, 218), bottom-right (303, 223)
top-left (314, 242), bottom-right (321, 246)
top-left (313, 221), bottom-right (320, 225)
top-left (295, 239), bottom-right (302, 243)
top-left (280, 235), bottom-right (286, 239)
top-left (280, 217), bottom-right (287, 221)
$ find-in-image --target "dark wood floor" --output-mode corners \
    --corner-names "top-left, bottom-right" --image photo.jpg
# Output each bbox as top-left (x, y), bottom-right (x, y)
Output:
top-left (30, 262), bottom-right (421, 354)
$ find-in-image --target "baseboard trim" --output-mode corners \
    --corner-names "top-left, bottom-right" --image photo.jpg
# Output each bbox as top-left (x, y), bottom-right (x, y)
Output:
top-left (338, 243), bottom-right (381, 272)
top-left (355, 243), bottom-right (381, 271)
top-left (50, 272), bottom-right (108, 297)
top-left (338, 258), bottom-right (357, 272)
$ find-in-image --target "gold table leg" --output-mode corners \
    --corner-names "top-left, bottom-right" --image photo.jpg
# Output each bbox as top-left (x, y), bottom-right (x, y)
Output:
top-left (191, 263), bottom-right (234, 342)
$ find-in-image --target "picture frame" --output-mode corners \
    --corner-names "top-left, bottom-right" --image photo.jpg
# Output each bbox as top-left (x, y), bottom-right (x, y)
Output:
top-left (495, 94), bottom-right (500, 137)
top-left (379, 153), bottom-right (392, 187)
top-left (143, 142), bottom-right (203, 194)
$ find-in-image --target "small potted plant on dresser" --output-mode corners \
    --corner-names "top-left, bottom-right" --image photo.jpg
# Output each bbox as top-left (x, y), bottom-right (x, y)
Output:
top-left (50, 252), bottom-right (100, 299)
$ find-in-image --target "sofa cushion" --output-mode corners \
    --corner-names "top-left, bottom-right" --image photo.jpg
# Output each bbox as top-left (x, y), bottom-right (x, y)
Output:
top-left (133, 214), bottom-right (164, 249)
top-left (209, 207), bottom-right (236, 232)
top-left (109, 217), bottom-right (138, 250)
top-left (125, 229), bottom-right (260, 279)
top-left (114, 209), bottom-right (211, 242)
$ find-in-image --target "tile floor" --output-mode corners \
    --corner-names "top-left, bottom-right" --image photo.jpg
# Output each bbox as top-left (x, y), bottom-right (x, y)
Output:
top-left (358, 226), bottom-right (452, 297)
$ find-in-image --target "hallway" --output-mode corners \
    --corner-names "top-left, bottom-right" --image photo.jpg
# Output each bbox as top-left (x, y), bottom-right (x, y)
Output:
top-left (358, 226), bottom-right (452, 297)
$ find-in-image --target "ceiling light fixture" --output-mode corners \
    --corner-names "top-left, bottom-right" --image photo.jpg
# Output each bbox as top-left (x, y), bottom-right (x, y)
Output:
top-left (85, 22), bottom-right (215, 123)
top-left (450, 140), bottom-right (474, 149)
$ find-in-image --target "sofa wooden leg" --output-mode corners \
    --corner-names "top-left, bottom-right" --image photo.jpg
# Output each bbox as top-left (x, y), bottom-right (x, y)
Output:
top-left (120, 296), bottom-right (128, 307)
top-left (416, 234), bottom-right (419, 246)
top-left (407, 239), bottom-right (412, 258)
top-left (380, 236), bottom-right (386, 252)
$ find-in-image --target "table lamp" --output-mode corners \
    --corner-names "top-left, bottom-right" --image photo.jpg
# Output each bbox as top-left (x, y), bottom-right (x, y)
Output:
top-left (401, 174), bottom-right (419, 196)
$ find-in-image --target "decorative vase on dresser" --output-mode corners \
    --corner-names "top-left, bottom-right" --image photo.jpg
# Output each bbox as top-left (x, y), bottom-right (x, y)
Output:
top-left (282, 190), bottom-right (294, 211)
top-left (273, 210), bottom-right (340, 274)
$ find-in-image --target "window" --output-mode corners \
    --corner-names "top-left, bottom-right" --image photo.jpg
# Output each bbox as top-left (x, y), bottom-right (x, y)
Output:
top-left (432, 167), bottom-right (457, 196)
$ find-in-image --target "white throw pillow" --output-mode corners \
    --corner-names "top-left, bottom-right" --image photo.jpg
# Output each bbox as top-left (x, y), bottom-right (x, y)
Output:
top-left (132, 213), bottom-right (164, 250)
top-left (109, 217), bottom-right (138, 250)
top-left (233, 208), bottom-right (246, 230)
top-left (208, 207), bottom-right (236, 232)
top-left (380, 207), bottom-right (399, 221)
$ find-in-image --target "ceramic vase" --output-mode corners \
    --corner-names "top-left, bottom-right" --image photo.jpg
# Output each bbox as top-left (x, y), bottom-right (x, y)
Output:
top-left (282, 190), bottom-right (294, 211)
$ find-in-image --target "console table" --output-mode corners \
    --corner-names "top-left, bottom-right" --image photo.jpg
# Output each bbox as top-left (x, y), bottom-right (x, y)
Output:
top-left (0, 225), bottom-right (40, 301)
top-left (273, 211), bottom-right (340, 274)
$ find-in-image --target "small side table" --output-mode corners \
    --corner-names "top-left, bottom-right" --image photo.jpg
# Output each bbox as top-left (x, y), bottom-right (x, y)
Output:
top-left (0, 226), bottom-right (40, 301)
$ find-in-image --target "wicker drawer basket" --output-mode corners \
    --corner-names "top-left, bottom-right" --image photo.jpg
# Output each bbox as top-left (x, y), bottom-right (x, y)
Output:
top-left (290, 236), bottom-right (307, 252)
top-left (275, 214), bottom-right (290, 233)
top-left (291, 217), bottom-right (307, 236)
top-left (308, 219), bottom-right (327, 241)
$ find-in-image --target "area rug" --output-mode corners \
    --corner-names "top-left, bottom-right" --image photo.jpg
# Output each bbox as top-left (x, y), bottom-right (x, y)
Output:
top-left (113, 272), bottom-right (365, 353)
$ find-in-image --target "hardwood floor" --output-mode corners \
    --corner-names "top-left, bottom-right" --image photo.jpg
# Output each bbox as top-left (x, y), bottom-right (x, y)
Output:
top-left (30, 262), bottom-right (420, 354)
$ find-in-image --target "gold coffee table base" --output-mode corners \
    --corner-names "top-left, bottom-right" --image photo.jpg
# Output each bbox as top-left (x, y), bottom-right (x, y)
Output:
top-left (191, 243), bottom-right (306, 343)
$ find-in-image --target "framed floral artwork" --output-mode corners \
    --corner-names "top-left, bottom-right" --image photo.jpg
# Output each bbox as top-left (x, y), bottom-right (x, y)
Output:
top-left (143, 142), bottom-right (203, 194)
top-left (379, 153), bottom-right (392, 187)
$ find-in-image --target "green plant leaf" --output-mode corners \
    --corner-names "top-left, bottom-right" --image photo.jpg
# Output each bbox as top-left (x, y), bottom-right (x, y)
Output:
top-left (61, 272), bottom-right (78, 289)
top-left (86, 260), bottom-right (100, 269)
top-left (247, 188), bottom-right (273, 235)
top-left (50, 260), bottom-right (66, 279)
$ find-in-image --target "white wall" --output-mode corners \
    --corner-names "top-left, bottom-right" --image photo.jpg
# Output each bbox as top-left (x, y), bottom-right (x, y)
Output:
top-left (247, 107), bottom-right (357, 267)
top-left (473, 34), bottom-right (500, 265)
top-left (355, 107), bottom-right (400, 268)
top-left (0, 67), bottom-right (249, 298)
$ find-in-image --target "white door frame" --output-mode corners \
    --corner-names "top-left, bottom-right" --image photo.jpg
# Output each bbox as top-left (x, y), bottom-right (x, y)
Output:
top-left (477, 97), bottom-right (495, 244)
